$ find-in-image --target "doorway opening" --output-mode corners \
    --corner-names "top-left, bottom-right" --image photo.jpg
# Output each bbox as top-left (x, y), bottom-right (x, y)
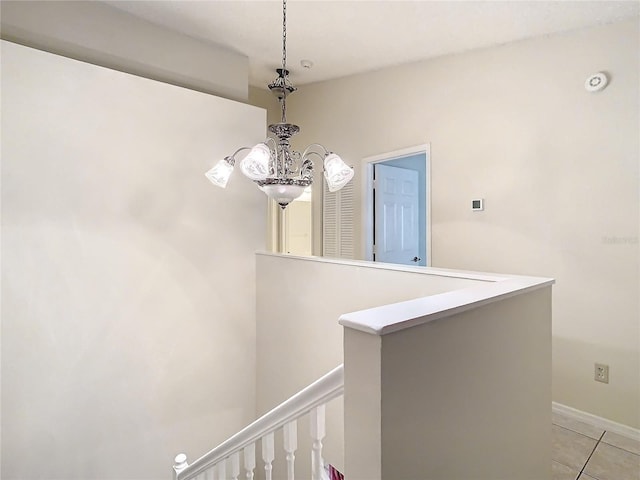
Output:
top-left (362, 145), bottom-right (431, 266)
top-left (281, 186), bottom-right (312, 255)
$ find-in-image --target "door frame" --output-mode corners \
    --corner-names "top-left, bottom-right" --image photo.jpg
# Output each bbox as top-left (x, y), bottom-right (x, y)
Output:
top-left (361, 144), bottom-right (431, 265)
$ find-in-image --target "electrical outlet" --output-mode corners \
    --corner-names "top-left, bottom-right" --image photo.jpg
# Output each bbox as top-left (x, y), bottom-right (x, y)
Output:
top-left (595, 363), bottom-right (609, 384)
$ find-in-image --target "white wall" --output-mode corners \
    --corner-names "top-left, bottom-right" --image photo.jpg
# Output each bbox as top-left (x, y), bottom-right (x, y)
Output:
top-left (286, 19), bottom-right (640, 428)
top-left (1, 41), bottom-right (266, 479)
top-left (0, 0), bottom-right (249, 101)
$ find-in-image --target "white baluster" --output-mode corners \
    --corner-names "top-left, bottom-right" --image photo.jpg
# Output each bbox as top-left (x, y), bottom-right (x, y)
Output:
top-left (283, 420), bottom-right (298, 480)
top-left (173, 453), bottom-right (189, 480)
top-left (230, 452), bottom-right (241, 480)
top-left (217, 458), bottom-right (227, 480)
top-left (262, 432), bottom-right (275, 480)
top-left (310, 405), bottom-right (326, 480)
top-left (244, 443), bottom-right (256, 480)
top-left (204, 467), bottom-right (214, 480)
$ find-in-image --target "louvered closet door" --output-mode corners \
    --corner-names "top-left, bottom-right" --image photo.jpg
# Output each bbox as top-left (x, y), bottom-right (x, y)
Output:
top-left (322, 179), bottom-right (354, 258)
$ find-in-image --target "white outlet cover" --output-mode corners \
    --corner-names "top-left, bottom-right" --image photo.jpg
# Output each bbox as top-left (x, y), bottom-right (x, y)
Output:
top-left (595, 363), bottom-right (609, 383)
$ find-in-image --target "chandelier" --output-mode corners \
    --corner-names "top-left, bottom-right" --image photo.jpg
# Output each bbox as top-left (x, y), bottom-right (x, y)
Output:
top-left (205, 0), bottom-right (354, 209)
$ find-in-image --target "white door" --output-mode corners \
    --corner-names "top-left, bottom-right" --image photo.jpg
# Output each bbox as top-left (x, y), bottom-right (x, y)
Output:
top-left (374, 164), bottom-right (420, 265)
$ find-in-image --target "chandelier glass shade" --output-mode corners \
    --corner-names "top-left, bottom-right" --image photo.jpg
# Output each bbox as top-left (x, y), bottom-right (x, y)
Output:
top-left (204, 156), bottom-right (235, 188)
top-left (324, 153), bottom-right (355, 193)
top-left (240, 143), bottom-right (271, 181)
top-left (205, 0), bottom-right (353, 209)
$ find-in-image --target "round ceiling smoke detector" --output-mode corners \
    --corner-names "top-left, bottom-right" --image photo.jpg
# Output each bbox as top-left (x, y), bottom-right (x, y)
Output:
top-left (300, 59), bottom-right (314, 69)
top-left (585, 72), bottom-right (608, 92)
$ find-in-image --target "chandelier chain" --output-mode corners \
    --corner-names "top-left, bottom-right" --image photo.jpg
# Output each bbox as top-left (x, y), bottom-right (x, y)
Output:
top-left (282, 0), bottom-right (287, 73)
top-left (280, 0), bottom-right (288, 123)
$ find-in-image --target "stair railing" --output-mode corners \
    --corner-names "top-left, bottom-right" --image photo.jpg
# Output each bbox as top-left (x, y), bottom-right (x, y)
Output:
top-left (173, 364), bottom-right (344, 480)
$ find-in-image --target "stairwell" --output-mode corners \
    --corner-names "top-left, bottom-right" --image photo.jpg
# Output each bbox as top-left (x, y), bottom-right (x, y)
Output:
top-left (172, 254), bottom-right (553, 480)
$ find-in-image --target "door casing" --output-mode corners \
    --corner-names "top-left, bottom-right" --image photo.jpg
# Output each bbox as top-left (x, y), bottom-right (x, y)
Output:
top-left (361, 144), bottom-right (431, 265)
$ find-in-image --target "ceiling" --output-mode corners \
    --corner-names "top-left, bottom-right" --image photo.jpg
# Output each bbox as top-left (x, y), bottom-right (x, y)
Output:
top-left (106, 1), bottom-right (639, 88)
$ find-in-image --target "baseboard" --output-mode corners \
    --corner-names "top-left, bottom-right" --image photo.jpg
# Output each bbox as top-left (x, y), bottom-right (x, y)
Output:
top-left (552, 402), bottom-right (640, 441)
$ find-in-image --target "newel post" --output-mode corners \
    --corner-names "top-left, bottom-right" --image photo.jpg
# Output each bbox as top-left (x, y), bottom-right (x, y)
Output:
top-left (343, 327), bottom-right (383, 480)
top-left (173, 453), bottom-right (189, 480)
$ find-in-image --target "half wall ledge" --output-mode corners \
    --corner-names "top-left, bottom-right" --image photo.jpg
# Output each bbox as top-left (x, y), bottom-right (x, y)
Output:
top-left (339, 274), bottom-right (554, 336)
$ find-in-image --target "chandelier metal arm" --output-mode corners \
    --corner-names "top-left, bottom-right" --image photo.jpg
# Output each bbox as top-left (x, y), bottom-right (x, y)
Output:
top-left (300, 143), bottom-right (331, 161)
top-left (264, 136), bottom-right (278, 151)
top-left (301, 151), bottom-right (323, 163)
top-left (228, 139), bottom-right (276, 161)
top-left (225, 146), bottom-right (253, 165)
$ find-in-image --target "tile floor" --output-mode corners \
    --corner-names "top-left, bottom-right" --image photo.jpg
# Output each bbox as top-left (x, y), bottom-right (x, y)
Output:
top-left (552, 411), bottom-right (640, 480)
